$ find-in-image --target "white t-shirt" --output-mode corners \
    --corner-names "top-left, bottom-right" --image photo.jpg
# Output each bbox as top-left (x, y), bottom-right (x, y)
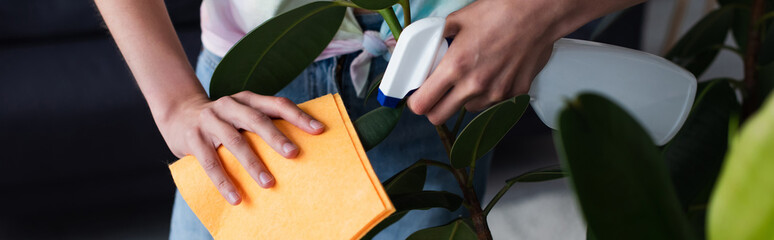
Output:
top-left (199, 0), bottom-right (473, 57)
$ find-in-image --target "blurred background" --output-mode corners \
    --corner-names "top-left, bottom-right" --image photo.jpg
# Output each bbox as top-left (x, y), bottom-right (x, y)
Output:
top-left (0, 0), bottom-right (738, 239)
top-left (0, 0), bottom-right (200, 238)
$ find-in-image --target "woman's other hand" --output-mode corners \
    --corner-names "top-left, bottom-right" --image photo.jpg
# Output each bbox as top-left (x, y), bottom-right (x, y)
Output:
top-left (407, 0), bottom-right (645, 124)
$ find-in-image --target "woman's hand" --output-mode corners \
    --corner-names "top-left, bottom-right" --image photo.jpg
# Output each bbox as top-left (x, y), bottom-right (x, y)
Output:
top-left (407, 0), bottom-right (645, 124)
top-left (160, 91), bottom-right (325, 205)
top-left (95, 0), bottom-right (328, 206)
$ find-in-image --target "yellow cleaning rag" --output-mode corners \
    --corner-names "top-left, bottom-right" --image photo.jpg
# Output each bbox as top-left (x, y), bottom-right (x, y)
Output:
top-left (169, 93), bottom-right (394, 239)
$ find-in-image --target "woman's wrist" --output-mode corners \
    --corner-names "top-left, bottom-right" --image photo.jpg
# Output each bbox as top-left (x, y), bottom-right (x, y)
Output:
top-left (152, 86), bottom-right (209, 130)
top-left (95, 0), bottom-right (211, 133)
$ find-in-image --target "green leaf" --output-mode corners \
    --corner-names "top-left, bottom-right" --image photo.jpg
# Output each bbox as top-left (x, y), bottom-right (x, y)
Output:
top-left (363, 191), bottom-right (463, 240)
top-left (506, 167), bottom-right (565, 183)
top-left (391, 191), bottom-right (463, 212)
top-left (483, 167), bottom-right (565, 215)
top-left (587, 227), bottom-right (598, 240)
top-left (666, 7), bottom-right (734, 77)
top-left (708, 93), bottom-right (774, 240)
top-left (450, 95), bottom-right (530, 168)
top-left (354, 106), bottom-right (403, 151)
top-left (732, 7), bottom-right (751, 53)
top-left (556, 93), bottom-right (694, 240)
top-left (660, 79), bottom-right (739, 238)
top-left (363, 75), bottom-right (383, 105)
top-left (351, 0), bottom-right (398, 10)
top-left (759, 62), bottom-right (774, 106)
top-left (362, 162), bottom-right (426, 239)
top-left (383, 161), bottom-right (427, 195)
top-left (209, 2), bottom-right (346, 99)
top-left (406, 218), bottom-right (477, 240)
top-left (686, 206), bottom-right (709, 240)
top-left (362, 212), bottom-right (409, 240)
top-left (662, 78), bottom-right (739, 208)
top-left (760, 23), bottom-right (774, 66)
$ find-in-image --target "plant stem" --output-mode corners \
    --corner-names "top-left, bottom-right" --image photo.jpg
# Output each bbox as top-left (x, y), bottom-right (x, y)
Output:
top-left (467, 159), bottom-right (476, 188)
top-left (743, 0), bottom-right (766, 119)
top-left (452, 107), bottom-right (467, 136)
top-left (399, 0), bottom-right (411, 26)
top-left (451, 168), bottom-right (493, 240)
top-left (435, 125), bottom-right (454, 156)
top-left (378, 8), bottom-right (402, 40)
top-left (435, 124), bottom-right (492, 239)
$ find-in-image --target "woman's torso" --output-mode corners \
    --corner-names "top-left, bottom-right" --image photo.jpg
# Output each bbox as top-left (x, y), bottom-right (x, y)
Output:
top-left (199, 0), bottom-right (474, 57)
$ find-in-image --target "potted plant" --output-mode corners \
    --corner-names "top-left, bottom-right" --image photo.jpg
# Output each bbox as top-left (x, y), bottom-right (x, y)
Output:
top-left (207, 0), bottom-right (774, 238)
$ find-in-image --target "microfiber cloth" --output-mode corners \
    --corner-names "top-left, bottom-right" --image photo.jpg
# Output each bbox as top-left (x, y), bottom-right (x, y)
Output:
top-left (169, 93), bottom-right (395, 239)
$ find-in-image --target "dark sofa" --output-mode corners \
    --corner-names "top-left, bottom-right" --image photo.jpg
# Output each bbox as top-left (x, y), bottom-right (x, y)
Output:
top-left (0, 0), bottom-right (202, 238)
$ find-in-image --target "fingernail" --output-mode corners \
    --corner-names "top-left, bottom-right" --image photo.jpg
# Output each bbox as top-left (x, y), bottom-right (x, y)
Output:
top-left (282, 143), bottom-right (297, 154)
top-left (227, 192), bottom-right (240, 205)
top-left (259, 172), bottom-right (274, 186)
top-left (310, 119), bottom-right (324, 130)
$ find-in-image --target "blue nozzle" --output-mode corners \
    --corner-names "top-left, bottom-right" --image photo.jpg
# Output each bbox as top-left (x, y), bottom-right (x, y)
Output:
top-left (377, 89), bottom-right (402, 108)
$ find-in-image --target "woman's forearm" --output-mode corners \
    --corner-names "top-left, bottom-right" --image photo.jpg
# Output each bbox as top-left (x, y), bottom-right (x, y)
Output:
top-left (556, 0), bottom-right (647, 40)
top-left (95, 0), bottom-right (207, 126)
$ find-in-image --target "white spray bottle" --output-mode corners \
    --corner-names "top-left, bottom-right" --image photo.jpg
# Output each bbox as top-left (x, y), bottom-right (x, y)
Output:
top-left (377, 17), bottom-right (696, 146)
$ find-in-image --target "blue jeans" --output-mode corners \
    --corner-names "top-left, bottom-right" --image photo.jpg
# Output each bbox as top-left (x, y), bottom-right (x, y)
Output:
top-left (169, 14), bottom-right (491, 240)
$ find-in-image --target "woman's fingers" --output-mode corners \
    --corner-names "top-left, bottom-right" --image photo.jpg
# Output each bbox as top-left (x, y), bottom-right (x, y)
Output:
top-left (189, 91), bottom-right (332, 196)
top-left (232, 92), bottom-right (325, 135)
top-left (425, 85), bottom-right (479, 125)
top-left (188, 129), bottom-right (242, 205)
top-left (266, 97), bottom-right (326, 135)
top-left (407, 52), bottom-right (461, 115)
top-left (215, 96), bottom-right (300, 159)
top-left (201, 103), bottom-right (276, 189)
top-left (443, 11), bottom-right (462, 38)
